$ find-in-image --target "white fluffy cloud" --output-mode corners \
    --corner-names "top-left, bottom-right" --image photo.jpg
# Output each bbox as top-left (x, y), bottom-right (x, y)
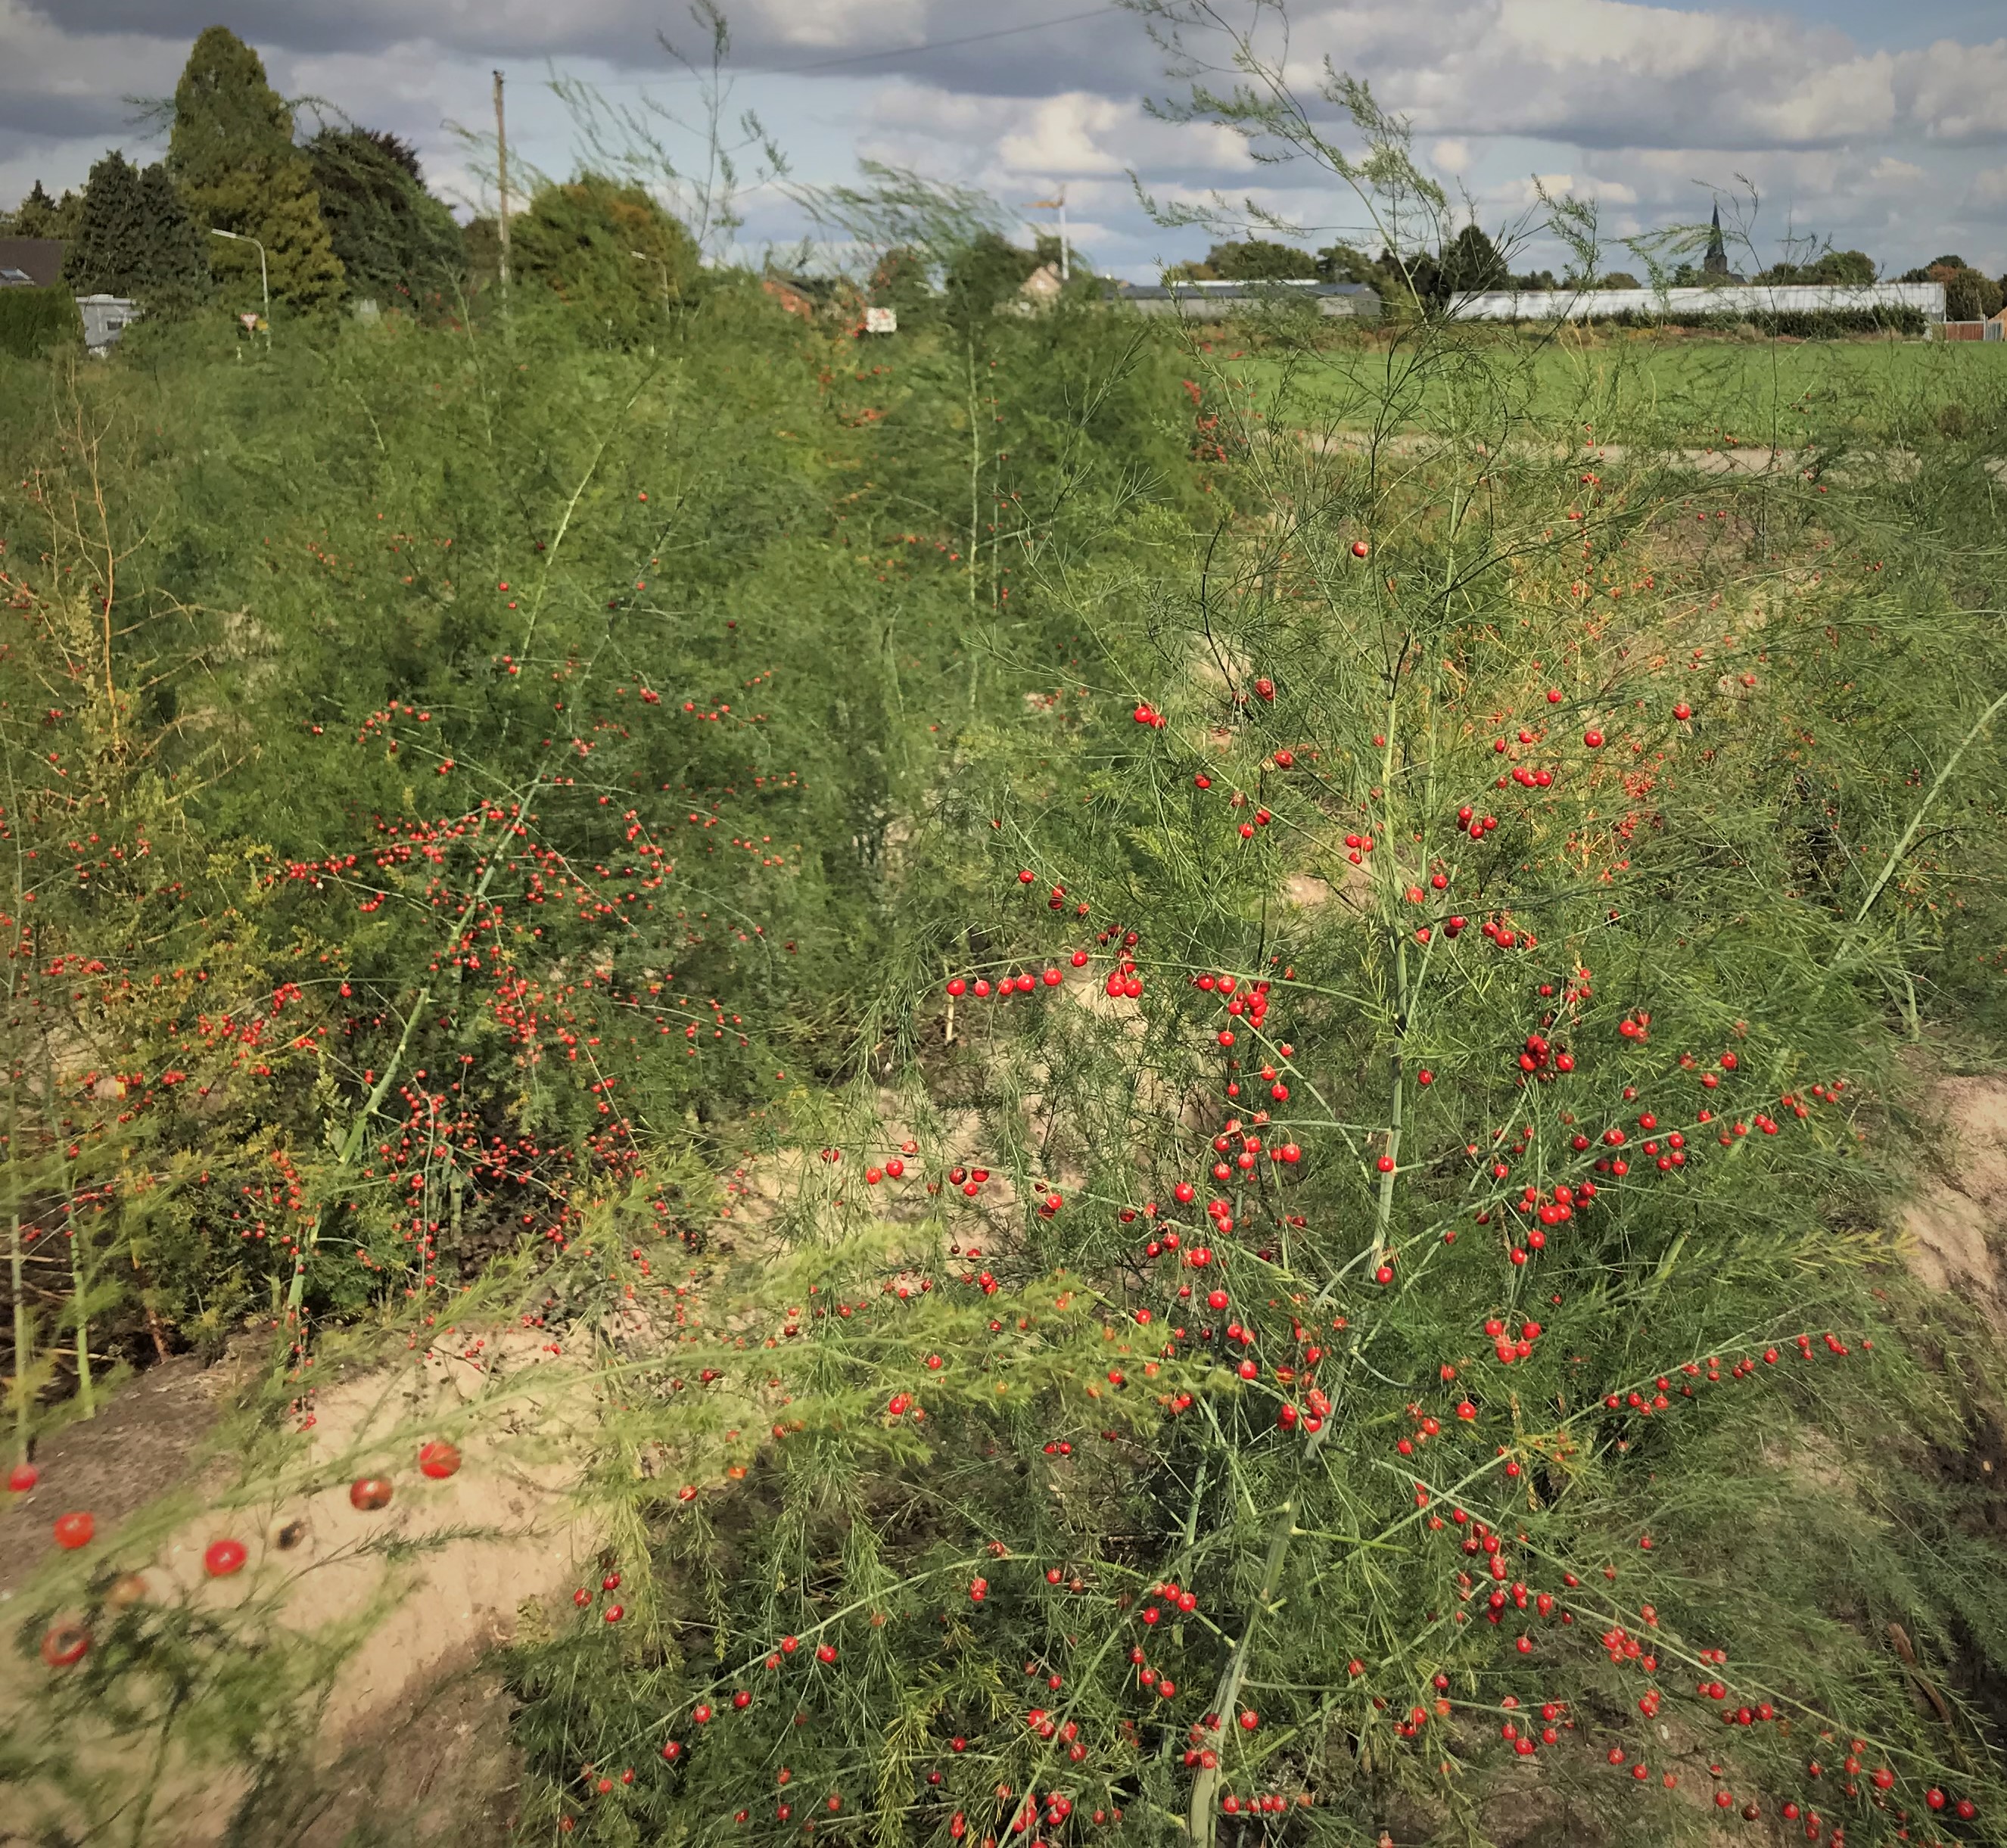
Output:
top-left (2, 0), bottom-right (2002, 277)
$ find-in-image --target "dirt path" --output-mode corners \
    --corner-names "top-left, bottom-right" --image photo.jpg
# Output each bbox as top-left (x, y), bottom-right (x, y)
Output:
top-left (0, 1351), bottom-right (243, 1598)
top-left (3, 1324), bottom-right (606, 1847)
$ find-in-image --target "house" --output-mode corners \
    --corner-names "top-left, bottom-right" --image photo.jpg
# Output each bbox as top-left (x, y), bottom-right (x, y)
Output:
top-left (0, 237), bottom-right (65, 289)
top-left (1107, 278), bottom-right (1381, 321)
top-left (1019, 263), bottom-right (1063, 304)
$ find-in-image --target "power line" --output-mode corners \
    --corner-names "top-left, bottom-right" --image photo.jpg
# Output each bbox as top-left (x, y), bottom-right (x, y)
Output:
top-left (587, 7), bottom-right (1109, 84)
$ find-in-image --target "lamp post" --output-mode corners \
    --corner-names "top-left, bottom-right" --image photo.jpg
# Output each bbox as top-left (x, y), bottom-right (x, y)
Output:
top-left (209, 227), bottom-right (269, 341)
top-left (632, 249), bottom-right (673, 305)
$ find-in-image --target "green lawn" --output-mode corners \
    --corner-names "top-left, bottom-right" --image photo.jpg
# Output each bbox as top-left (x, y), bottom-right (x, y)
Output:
top-left (1202, 331), bottom-right (2007, 445)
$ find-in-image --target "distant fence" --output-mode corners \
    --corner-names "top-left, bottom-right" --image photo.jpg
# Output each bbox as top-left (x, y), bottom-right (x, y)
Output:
top-left (1931, 320), bottom-right (2005, 342)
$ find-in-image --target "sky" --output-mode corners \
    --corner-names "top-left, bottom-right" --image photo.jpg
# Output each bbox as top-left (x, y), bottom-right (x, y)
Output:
top-left (3, 0), bottom-right (2005, 281)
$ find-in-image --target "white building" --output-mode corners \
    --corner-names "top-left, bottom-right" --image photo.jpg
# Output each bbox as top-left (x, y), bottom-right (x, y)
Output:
top-left (1445, 282), bottom-right (1946, 324)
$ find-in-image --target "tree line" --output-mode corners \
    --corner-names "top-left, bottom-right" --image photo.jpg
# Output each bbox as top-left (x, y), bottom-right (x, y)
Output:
top-left (1168, 229), bottom-right (2007, 319)
top-left (0, 26), bottom-right (717, 333)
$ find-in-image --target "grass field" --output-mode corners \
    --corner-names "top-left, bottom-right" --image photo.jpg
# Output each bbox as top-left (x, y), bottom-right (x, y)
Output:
top-left (1206, 328), bottom-right (2007, 444)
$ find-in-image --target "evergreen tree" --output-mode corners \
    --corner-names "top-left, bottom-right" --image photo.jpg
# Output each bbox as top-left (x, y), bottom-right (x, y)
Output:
top-left (1438, 222), bottom-right (1505, 297)
top-left (8, 180), bottom-right (82, 241)
top-left (5, 180), bottom-right (55, 237)
top-left (135, 163), bottom-right (213, 314)
top-left (61, 151), bottom-right (210, 315)
top-left (304, 127), bottom-right (463, 308)
top-left (62, 151), bottom-right (148, 294)
top-left (166, 25), bottom-right (344, 314)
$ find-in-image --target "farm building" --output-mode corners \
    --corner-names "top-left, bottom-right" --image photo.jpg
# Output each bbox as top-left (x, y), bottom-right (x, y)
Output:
top-left (1446, 282), bottom-right (1946, 323)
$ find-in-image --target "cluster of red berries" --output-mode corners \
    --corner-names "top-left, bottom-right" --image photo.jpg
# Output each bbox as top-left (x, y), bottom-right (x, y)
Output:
top-left (945, 955), bottom-right (1084, 1001)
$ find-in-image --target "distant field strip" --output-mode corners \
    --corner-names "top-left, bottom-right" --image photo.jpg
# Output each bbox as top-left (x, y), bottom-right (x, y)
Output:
top-left (1302, 428), bottom-right (2007, 481)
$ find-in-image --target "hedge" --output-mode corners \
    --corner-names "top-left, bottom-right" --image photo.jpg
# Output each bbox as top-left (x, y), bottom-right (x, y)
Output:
top-left (0, 286), bottom-right (84, 359)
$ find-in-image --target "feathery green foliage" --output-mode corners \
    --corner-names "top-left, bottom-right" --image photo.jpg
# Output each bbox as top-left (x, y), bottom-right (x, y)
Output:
top-left (3, 19), bottom-right (2007, 1845)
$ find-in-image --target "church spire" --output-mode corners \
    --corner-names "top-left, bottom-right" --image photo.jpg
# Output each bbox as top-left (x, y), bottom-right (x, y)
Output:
top-left (1704, 204), bottom-right (1729, 280)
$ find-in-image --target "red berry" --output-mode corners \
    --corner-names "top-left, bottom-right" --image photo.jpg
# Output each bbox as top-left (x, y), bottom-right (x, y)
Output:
top-left (204, 1538), bottom-right (248, 1577)
top-left (40, 1619), bottom-right (90, 1668)
top-left (1583, 730), bottom-right (1604, 748)
top-left (8, 1462), bottom-right (38, 1494)
top-left (349, 1476), bottom-right (394, 1511)
top-left (1351, 540), bottom-right (1369, 558)
top-left (52, 1510), bottom-right (94, 1551)
top-left (418, 1440), bottom-right (461, 1479)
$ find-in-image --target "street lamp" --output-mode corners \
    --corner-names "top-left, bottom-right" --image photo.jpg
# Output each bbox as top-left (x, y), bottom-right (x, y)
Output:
top-left (631, 249), bottom-right (673, 305)
top-left (209, 227), bottom-right (269, 338)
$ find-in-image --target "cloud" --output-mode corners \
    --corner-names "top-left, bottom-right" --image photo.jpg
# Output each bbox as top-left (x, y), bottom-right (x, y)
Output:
top-left (1432, 138), bottom-right (1469, 173)
top-left (1898, 38), bottom-right (2007, 143)
top-left (1969, 166), bottom-right (2007, 212)
top-left (1865, 155), bottom-right (1926, 190)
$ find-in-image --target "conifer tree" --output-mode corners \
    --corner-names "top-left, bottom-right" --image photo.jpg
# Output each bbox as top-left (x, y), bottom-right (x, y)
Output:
top-left (134, 163), bottom-right (213, 315)
top-left (303, 127), bottom-right (463, 307)
top-left (8, 180), bottom-right (82, 241)
top-left (166, 25), bottom-right (344, 314)
top-left (62, 151), bottom-right (148, 295)
top-left (62, 151), bottom-right (210, 314)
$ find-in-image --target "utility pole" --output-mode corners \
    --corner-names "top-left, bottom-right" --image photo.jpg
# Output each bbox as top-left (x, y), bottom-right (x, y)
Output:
top-left (493, 69), bottom-right (512, 291)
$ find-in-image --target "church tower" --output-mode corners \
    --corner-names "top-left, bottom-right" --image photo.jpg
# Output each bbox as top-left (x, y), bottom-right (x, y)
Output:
top-left (1704, 205), bottom-right (1731, 280)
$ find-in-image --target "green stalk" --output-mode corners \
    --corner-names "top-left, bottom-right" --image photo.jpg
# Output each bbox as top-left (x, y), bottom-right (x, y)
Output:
top-left (42, 1057), bottom-right (89, 1417)
top-left (8, 1206), bottom-right (28, 1466)
top-left (69, 1204), bottom-right (92, 1419)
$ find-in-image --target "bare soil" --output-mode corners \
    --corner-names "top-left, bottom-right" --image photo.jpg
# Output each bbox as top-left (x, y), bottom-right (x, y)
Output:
top-left (0, 1349), bottom-right (246, 1597)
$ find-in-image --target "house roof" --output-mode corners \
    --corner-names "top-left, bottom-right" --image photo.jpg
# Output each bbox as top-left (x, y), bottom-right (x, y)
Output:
top-left (0, 238), bottom-right (64, 288)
